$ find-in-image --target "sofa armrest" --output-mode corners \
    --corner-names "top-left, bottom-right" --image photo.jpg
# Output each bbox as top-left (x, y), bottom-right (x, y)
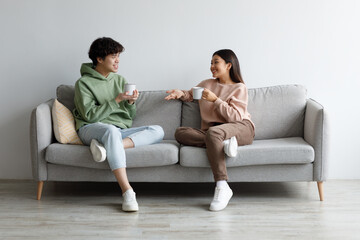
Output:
top-left (304, 98), bottom-right (329, 181)
top-left (30, 99), bottom-right (54, 181)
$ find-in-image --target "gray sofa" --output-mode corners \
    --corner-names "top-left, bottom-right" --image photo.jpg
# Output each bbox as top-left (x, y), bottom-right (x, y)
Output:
top-left (30, 84), bottom-right (328, 201)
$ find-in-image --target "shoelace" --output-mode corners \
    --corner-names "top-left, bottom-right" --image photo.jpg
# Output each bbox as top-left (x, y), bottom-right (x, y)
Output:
top-left (213, 188), bottom-right (221, 201)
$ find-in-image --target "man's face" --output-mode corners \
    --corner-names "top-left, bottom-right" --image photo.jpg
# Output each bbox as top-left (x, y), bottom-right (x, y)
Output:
top-left (98, 53), bottom-right (120, 73)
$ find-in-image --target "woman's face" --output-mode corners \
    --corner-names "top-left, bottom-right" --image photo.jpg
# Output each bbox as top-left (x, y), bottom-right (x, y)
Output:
top-left (210, 55), bottom-right (231, 79)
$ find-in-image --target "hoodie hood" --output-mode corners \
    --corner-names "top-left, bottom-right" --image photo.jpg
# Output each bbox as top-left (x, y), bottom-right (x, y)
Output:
top-left (80, 63), bottom-right (115, 81)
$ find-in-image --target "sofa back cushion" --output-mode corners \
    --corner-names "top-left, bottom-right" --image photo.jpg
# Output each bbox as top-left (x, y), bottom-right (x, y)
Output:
top-left (56, 85), bottom-right (181, 140)
top-left (131, 91), bottom-right (181, 140)
top-left (181, 84), bottom-right (307, 140)
top-left (57, 84), bottom-right (76, 111)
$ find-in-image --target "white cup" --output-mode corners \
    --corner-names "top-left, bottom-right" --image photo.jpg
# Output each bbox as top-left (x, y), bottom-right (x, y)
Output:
top-left (192, 87), bottom-right (204, 100)
top-left (124, 84), bottom-right (136, 95)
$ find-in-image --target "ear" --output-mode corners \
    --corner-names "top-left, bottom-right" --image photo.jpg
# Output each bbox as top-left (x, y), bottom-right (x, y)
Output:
top-left (97, 57), bottom-right (104, 64)
top-left (226, 62), bottom-right (232, 71)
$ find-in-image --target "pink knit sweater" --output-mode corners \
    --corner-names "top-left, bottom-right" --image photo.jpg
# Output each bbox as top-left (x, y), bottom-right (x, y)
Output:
top-left (181, 79), bottom-right (255, 130)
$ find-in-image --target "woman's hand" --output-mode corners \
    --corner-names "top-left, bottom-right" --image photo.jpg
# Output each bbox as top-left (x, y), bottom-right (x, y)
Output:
top-left (202, 88), bottom-right (218, 102)
top-left (165, 89), bottom-right (184, 100)
top-left (115, 89), bottom-right (139, 104)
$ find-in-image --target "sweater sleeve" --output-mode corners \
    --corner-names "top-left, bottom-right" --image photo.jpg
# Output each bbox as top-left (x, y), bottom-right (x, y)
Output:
top-left (179, 81), bottom-right (205, 102)
top-left (124, 100), bottom-right (136, 119)
top-left (74, 81), bottom-right (119, 123)
top-left (179, 90), bottom-right (194, 102)
top-left (213, 84), bottom-right (249, 122)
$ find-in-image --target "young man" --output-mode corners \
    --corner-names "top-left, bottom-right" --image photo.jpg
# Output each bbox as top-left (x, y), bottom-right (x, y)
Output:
top-left (73, 37), bottom-right (164, 212)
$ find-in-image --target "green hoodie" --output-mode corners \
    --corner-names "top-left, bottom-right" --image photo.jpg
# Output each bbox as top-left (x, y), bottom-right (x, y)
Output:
top-left (73, 63), bottom-right (136, 130)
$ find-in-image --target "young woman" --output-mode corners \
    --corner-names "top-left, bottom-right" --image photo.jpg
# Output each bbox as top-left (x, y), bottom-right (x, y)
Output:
top-left (165, 49), bottom-right (255, 211)
top-left (73, 37), bottom-right (164, 212)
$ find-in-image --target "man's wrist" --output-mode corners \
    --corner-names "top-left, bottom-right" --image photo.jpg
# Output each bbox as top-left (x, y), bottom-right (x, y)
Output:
top-left (115, 97), bottom-right (121, 104)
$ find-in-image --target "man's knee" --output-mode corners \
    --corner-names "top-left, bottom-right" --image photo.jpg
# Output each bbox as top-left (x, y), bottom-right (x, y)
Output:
top-left (102, 124), bottom-right (121, 139)
top-left (150, 125), bottom-right (165, 141)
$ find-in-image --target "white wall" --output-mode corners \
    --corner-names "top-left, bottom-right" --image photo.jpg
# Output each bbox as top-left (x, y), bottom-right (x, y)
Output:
top-left (0, 0), bottom-right (359, 179)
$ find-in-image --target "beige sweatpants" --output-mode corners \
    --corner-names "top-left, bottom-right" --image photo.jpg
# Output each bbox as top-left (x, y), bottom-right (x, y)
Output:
top-left (175, 120), bottom-right (255, 181)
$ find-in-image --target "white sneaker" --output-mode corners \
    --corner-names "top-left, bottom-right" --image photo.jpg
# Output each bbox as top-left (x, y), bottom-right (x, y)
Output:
top-left (90, 139), bottom-right (106, 162)
top-left (122, 189), bottom-right (139, 212)
top-left (209, 186), bottom-right (233, 211)
top-left (223, 136), bottom-right (238, 157)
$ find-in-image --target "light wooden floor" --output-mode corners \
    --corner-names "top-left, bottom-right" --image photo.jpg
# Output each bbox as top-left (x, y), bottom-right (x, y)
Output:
top-left (0, 180), bottom-right (359, 240)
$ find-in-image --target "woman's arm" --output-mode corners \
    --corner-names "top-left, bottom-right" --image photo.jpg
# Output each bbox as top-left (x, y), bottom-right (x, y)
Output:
top-left (214, 86), bottom-right (248, 122)
top-left (201, 85), bottom-right (248, 122)
top-left (214, 97), bottom-right (247, 122)
top-left (165, 89), bottom-right (184, 100)
top-left (165, 81), bottom-right (208, 102)
top-left (165, 89), bottom-right (194, 102)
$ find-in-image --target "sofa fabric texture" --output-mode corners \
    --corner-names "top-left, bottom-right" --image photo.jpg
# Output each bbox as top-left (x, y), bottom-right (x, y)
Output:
top-left (30, 84), bottom-right (328, 183)
top-left (182, 85), bottom-right (307, 140)
top-left (180, 137), bottom-right (314, 168)
top-left (46, 141), bottom-right (180, 169)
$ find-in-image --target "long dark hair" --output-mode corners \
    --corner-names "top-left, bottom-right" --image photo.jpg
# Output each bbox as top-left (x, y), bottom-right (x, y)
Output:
top-left (212, 49), bottom-right (244, 84)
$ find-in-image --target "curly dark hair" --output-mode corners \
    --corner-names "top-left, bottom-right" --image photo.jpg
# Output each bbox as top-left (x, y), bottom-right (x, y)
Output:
top-left (88, 37), bottom-right (124, 66)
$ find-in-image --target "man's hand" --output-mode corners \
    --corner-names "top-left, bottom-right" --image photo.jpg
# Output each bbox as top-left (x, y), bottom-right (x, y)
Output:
top-left (202, 88), bottom-right (218, 102)
top-left (115, 89), bottom-right (139, 104)
top-left (165, 89), bottom-right (184, 100)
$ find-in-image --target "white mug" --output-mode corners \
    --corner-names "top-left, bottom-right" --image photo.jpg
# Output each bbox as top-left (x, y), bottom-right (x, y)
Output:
top-left (124, 84), bottom-right (136, 95)
top-left (192, 87), bottom-right (204, 100)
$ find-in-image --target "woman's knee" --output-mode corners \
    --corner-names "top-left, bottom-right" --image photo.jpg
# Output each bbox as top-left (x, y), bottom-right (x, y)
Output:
top-left (174, 127), bottom-right (189, 141)
top-left (205, 127), bottom-right (224, 142)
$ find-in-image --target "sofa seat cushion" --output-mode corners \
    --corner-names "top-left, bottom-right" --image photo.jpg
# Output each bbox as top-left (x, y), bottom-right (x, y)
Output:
top-left (46, 140), bottom-right (179, 169)
top-left (179, 137), bottom-right (314, 168)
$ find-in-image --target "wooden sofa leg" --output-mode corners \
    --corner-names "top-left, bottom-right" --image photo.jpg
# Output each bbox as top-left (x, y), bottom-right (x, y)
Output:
top-left (37, 181), bottom-right (44, 200)
top-left (317, 181), bottom-right (324, 201)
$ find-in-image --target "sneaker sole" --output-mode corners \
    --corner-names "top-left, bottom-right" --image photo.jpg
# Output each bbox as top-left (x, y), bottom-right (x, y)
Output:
top-left (90, 139), bottom-right (106, 162)
top-left (209, 189), bottom-right (233, 211)
top-left (226, 136), bottom-right (238, 157)
top-left (122, 204), bottom-right (139, 212)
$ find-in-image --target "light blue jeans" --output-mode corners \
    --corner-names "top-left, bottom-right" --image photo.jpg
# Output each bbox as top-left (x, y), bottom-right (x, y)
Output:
top-left (78, 122), bottom-right (164, 170)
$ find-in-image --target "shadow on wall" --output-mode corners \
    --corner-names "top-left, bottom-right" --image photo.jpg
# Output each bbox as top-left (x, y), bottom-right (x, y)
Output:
top-left (0, 109), bottom-right (33, 179)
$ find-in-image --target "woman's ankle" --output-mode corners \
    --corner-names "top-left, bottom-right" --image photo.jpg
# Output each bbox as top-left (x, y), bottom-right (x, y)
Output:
top-left (216, 180), bottom-right (229, 188)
